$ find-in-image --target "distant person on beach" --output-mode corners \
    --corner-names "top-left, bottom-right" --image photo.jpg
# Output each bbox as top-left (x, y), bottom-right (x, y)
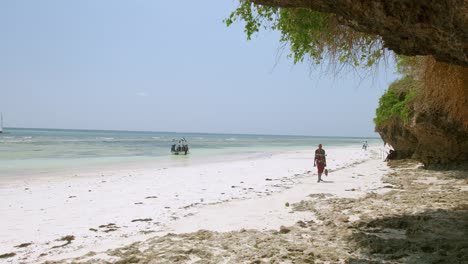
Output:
top-left (362, 141), bottom-right (368, 151)
top-left (383, 142), bottom-right (394, 161)
top-left (314, 144), bottom-right (327, 182)
top-left (385, 149), bottom-right (396, 161)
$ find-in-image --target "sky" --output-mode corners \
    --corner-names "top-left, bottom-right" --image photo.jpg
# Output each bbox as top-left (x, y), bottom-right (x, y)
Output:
top-left (0, 0), bottom-right (399, 137)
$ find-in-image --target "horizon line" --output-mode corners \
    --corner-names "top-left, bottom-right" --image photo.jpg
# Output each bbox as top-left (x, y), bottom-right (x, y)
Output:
top-left (4, 126), bottom-right (380, 139)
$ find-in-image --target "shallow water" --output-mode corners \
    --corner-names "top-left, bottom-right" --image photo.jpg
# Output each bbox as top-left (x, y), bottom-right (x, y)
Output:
top-left (0, 128), bottom-right (380, 177)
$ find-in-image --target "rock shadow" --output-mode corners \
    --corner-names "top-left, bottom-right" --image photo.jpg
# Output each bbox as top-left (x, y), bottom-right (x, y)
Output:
top-left (347, 206), bottom-right (468, 263)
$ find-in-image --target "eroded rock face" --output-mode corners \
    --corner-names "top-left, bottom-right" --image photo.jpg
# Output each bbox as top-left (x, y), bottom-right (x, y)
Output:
top-left (252, 0), bottom-right (468, 67)
top-left (377, 60), bottom-right (467, 168)
top-left (410, 111), bottom-right (468, 167)
top-left (377, 112), bottom-right (468, 168)
top-left (377, 118), bottom-right (417, 160)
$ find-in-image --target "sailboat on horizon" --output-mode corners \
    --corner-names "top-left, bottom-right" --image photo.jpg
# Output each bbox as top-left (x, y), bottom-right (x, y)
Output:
top-left (0, 113), bottom-right (3, 133)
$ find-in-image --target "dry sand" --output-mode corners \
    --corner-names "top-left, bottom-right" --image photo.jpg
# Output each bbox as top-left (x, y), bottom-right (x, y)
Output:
top-left (1, 146), bottom-right (373, 263)
top-left (50, 162), bottom-right (468, 263)
top-left (2, 149), bottom-right (467, 263)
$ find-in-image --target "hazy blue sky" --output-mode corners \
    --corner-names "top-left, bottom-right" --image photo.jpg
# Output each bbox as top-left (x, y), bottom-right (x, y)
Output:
top-left (0, 0), bottom-right (398, 137)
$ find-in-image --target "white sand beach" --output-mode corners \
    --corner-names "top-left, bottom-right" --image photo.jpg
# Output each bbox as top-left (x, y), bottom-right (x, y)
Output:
top-left (0, 145), bottom-right (390, 263)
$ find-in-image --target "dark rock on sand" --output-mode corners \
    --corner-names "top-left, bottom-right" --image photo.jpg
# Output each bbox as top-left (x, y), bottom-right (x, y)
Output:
top-left (0, 252), bottom-right (16, 259)
top-left (15, 242), bottom-right (32, 248)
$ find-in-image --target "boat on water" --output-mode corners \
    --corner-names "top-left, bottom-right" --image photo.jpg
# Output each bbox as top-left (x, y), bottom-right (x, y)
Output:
top-left (171, 138), bottom-right (189, 155)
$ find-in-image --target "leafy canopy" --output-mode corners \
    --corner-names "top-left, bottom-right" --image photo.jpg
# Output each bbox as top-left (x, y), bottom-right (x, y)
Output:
top-left (225, 0), bottom-right (384, 67)
top-left (374, 76), bottom-right (417, 127)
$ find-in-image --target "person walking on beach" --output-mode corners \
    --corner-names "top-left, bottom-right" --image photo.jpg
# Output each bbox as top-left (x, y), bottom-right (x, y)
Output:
top-left (314, 144), bottom-right (327, 182)
top-left (362, 141), bottom-right (368, 151)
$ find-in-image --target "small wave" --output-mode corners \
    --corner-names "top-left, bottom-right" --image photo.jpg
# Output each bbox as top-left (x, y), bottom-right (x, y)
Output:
top-left (0, 139), bottom-right (33, 143)
top-left (23, 136), bottom-right (33, 139)
top-left (152, 137), bottom-right (161, 139)
top-left (96, 137), bottom-right (115, 141)
top-left (225, 138), bottom-right (237, 141)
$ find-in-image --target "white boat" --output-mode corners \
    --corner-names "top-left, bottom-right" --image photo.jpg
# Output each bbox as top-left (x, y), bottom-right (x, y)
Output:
top-left (171, 138), bottom-right (189, 155)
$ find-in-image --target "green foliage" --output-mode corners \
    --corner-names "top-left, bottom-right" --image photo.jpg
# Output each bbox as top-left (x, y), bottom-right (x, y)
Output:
top-left (374, 77), bottom-right (417, 126)
top-left (395, 55), bottom-right (418, 75)
top-left (225, 1), bottom-right (384, 67)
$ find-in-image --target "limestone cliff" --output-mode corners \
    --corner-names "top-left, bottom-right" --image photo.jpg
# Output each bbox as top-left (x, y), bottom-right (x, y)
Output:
top-left (375, 59), bottom-right (468, 167)
top-left (377, 111), bottom-right (468, 168)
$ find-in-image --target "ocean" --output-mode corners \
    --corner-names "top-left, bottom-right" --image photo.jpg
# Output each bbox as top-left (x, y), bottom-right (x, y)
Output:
top-left (0, 128), bottom-right (381, 177)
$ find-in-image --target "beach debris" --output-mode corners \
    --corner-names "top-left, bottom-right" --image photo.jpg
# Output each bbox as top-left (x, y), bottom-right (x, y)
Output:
top-left (131, 218), bottom-right (152, 223)
top-left (296, 220), bottom-right (307, 228)
top-left (24, 188), bottom-right (29, 190)
top-left (164, 206), bottom-right (170, 209)
top-left (99, 223), bottom-right (117, 228)
top-left (145, 196), bottom-right (158, 199)
top-left (89, 228), bottom-right (98, 232)
top-left (139, 230), bottom-right (155, 234)
top-left (265, 178), bottom-right (273, 181)
top-left (95, 223), bottom-right (120, 233)
top-left (88, 190), bottom-right (92, 192)
top-left (337, 215), bottom-right (349, 223)
top-left (14, 242), bottom-right (32, 248)
top-left (134, 202), bottom-right (143, 205)
top-left (279, 225), bottom-right (291, 234)
top-left (345, 188), bottom-right (356, 192)
top-left (51, 235), bottom-right (75, 248)
top-left (285, 202), bottom-right (290, 207)
top-left (68, 195), bottom-right (77, 198)
top-left (0, 252), bottom-right (16, 259)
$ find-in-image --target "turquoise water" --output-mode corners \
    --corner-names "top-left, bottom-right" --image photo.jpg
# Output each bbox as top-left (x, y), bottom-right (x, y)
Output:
top-left (0, 128), bottom-right (381, 176)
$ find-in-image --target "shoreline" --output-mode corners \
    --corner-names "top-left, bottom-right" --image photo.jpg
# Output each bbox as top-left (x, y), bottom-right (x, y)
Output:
top-left (0, 144), bottom-right (373, 185)
top-left (1, 145), bottom-right (384, 263)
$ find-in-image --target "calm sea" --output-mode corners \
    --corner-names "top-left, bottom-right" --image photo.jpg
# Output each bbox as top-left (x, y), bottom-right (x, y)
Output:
top-left (0, 128), bottom-right (380, 176)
